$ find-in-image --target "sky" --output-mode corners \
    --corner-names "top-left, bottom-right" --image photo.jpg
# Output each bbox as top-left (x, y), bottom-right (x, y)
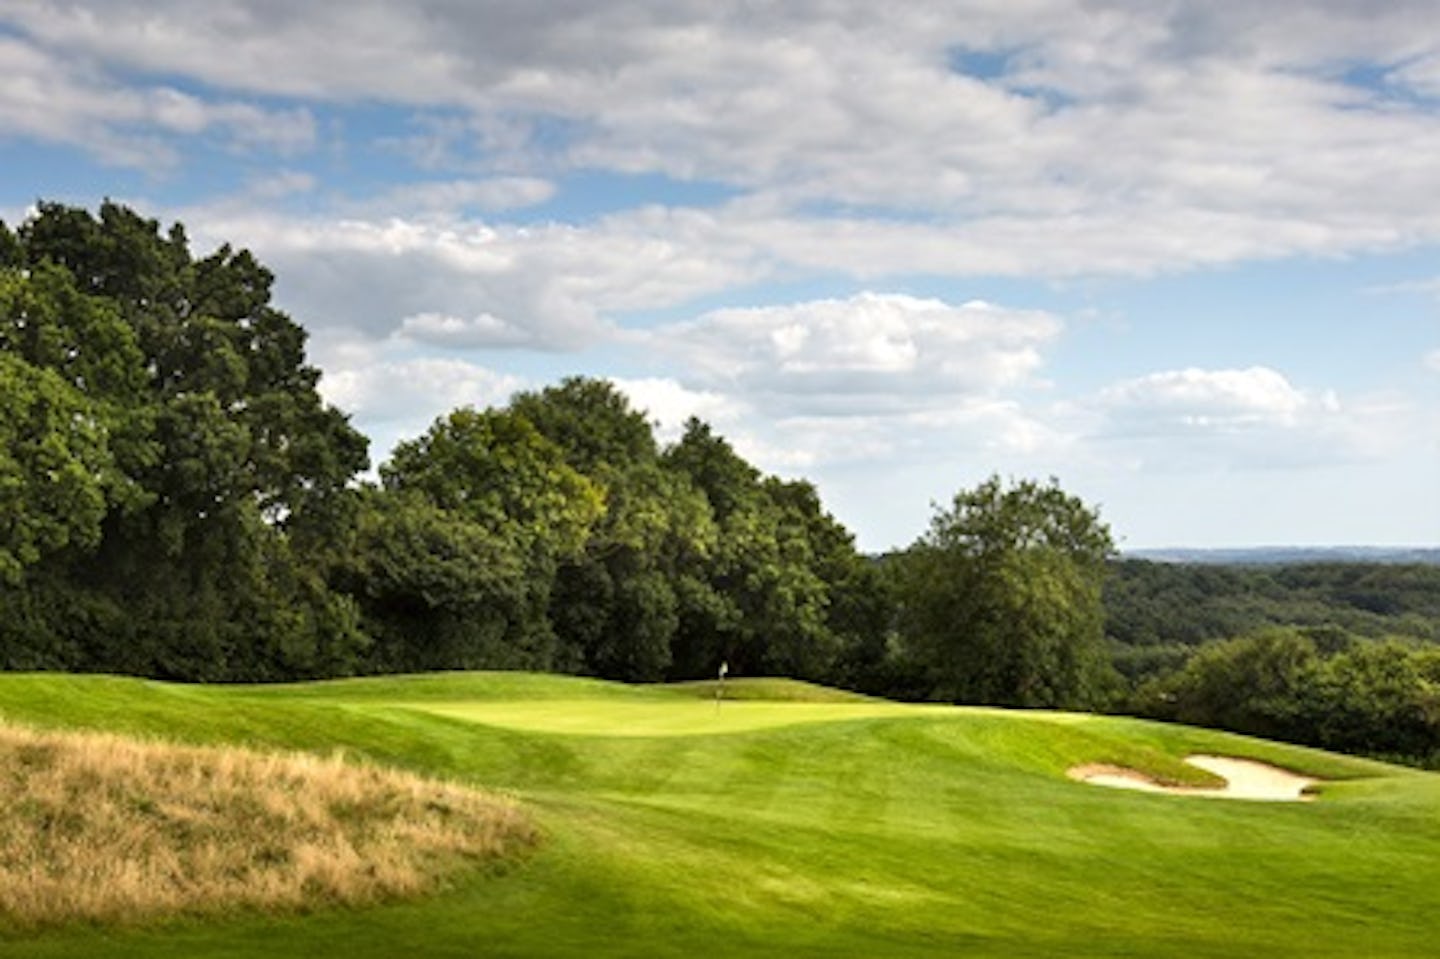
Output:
top-left (1, 0), bottom-right (1437, 552)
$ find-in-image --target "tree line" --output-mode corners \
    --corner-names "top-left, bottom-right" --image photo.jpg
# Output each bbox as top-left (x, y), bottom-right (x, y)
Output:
top-left (1105, 561), bottom-right (1440, 765)
top-left (3, 201), bottom-right (1437, 763)
top-left (5, 202), bottom-right (1111, 703)
top-left (1133, 628), bottom-right (1440, 763)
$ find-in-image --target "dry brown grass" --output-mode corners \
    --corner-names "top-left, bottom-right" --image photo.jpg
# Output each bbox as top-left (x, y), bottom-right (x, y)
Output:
top-left (0, 721), bottom-right (538, 929)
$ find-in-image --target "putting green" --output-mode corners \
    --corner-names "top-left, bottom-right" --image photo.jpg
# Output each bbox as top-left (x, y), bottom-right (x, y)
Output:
top-left (399, 697), bottom-right (959, 736)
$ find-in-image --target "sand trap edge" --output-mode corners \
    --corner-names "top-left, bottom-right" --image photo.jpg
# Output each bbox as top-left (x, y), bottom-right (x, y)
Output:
top-left (1067, 754), bottom-right (1320, 802)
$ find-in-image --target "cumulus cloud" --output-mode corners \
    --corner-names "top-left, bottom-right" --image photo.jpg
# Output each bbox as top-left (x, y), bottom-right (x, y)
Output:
top-left (396, 312), bottom-right (534, 348)
top-left (5, 1), bottom-right (1436, 550)
top-left (171, 207), bottom-right (766, 352)
top-left (316, 352), bottom-right (527, 464)
top-left (318, 356), bottom-right (524, 426)
top-left (613, 292), bottom-right (1070, 473)
top-left (1096, 367), bottom-right (1315, 433)
top-left (1086, 366), bottom-right (1403, 469)
top-left (649, 293), bottom-right (1061, 404)
top-left (609, 377), bottom-right (741, 441)
top-left (6, 1), bottom-right (1440, 272)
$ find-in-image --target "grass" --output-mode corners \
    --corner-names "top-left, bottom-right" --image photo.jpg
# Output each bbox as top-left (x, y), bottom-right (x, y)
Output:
top-left (0, 721), bottom-right (536, 929)
top-left (0, 670), bottom-right (1435, 957)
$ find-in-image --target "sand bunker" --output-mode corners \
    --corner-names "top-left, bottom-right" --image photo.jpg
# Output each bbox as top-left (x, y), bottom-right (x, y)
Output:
top-left (1068, 755), bottom-right (1319, 802)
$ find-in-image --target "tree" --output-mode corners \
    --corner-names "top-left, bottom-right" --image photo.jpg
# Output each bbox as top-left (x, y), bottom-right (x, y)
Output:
top-left (662, 421), bottom-right (877, 683)
top-left (339, 490), bottom-right (532, 672)
top-left (1135, 628), bottom-right (1321, 741)
top-left (1133, 629), bottom-right (1440, 761)
top-left (16, 201), bottom-right (369, 530)
top-left (1307, 641), bottom-right (1440, 758)
top-left (0, 354), bottom-right (117, 582)
top-left (509, 377), bottom-right (659, 476)
top-left (548, 461), bottom-right (716, 681)
top-left (508, 378), bottom-right (711, 680)
top-left (0, 261), bottom-right (156, 507)
top-left (382, 406), bottom-right (602, 559)
top-left (0, 219), bottom-right (19, 268)
top-left (1, 201), bottom-right (371, 680)
top-left (364, 407), bottom-right (605, 670)
top-left (898, 475), bottom-right (1116, 708)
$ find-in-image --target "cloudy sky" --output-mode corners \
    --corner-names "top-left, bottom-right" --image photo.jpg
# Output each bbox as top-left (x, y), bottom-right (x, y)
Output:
top-left (2, 0), bottom-right (1437, 551)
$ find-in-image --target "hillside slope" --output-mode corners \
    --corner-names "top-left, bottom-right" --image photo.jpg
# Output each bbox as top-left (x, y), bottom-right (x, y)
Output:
top-left (0, 671), bottom-right (1435, 958)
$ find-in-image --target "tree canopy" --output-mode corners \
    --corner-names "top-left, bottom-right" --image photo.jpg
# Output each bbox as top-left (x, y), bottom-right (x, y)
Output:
top-left (0, 201), bottom-right (369, 678)
top-left (897, 476), bottom-right (1117, 708)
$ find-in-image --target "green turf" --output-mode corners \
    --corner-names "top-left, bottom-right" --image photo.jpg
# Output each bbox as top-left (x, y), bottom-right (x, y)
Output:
top-left (0, 670), bottom-right (1434, 957)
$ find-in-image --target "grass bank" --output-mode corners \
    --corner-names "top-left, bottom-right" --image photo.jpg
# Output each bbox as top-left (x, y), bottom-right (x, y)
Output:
top-left (0, 720), bottom-right (536, 930)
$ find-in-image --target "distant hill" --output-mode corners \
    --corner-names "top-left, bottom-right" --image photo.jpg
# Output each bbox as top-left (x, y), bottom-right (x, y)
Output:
top-left (1125, 546), bottom-right (1440, 566)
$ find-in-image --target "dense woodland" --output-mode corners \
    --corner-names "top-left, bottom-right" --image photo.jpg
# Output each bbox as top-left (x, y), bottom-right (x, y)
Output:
top-left (3, 202), bottom-right (1439, 763)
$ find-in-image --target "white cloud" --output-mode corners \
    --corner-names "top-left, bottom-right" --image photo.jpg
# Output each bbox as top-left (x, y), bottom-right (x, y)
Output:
top-left (1086, 366), bottom-right (1406, 469)
top-left (1425, 349), bottom-right (1440, 374)
top-left (1368, 276), bottom-right (1440, 298)
top-left (650, 292), bottom-right (1061, 404)
top-left (317, 354), bottom-right (527, 465)
top-left (609, 377), bottom-right (741, 442)
top-left (397, 311), bottom-right (533, 348)
top-left (1097, 367), bottom-right (1311, 433)
top-left (246, 171), bottom-right (318, 200)
top-left (318, 356), bottom-right (524, 426)
top-left (167, 205), bottom-right (768, 352)
top-left (1394, 53), bottom-right (1440, 99)
top-left (201, 101), bottom-right (316, 154)
top-left (144, 89), bottom-right (314, 152)
top-left (611, 293), bottom-right (1070, 476)
top-left (6, 2), bottom-right (1440, 271)
top-left (4, 2), bottom-right (1436, 552)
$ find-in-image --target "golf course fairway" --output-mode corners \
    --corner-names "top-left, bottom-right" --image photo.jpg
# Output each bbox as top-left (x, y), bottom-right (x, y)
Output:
top-left (1, 670), bottom-right (1437, 957)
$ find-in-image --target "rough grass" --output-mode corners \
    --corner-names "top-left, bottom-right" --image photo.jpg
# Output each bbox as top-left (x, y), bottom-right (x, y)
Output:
top-left (0, 720), bottom-right (537, 929)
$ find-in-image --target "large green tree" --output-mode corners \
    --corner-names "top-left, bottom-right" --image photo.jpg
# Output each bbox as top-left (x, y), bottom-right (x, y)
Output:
top-left (899, 475), bottom-right (1117, 708)
top-left (16, 201), bottom-right (368, 530)
top-left (1, 201), bottom-right (370, 679)
top-left (511, 381), bottom-right (718, 681)
top-left (359, 406), bottom-right (604, 671)
top-left (662, 419), bottom-right (882, 683)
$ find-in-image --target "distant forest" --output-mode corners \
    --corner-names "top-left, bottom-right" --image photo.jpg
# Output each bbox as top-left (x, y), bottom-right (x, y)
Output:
top-left (4, 201), bottom-right (1440, 765)
top-left (1107, 559), bottom-right (1440, 670)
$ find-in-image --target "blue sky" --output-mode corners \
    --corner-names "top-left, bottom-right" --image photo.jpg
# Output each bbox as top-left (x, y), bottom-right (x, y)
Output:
top-left (2, 1), bottom-right (1437, 551)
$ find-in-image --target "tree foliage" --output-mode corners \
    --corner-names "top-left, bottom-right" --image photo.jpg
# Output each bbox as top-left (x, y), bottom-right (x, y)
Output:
top-left (0, 201), bottom-right (369, 678)
top-left (0, 354), bottom-right (116, 581)
top-left (898, 476), bottom-right (1116, 708)
top-left (1137, 628), bottom-right (1440, 763)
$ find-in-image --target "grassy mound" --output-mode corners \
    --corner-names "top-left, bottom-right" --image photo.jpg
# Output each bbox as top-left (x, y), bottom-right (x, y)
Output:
top-left (0, 721), bottom-right (536, 929)
top-left (661, 676), bottom-right (877, 702)
top-left (0, 671), bottom-right (1436, 958)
